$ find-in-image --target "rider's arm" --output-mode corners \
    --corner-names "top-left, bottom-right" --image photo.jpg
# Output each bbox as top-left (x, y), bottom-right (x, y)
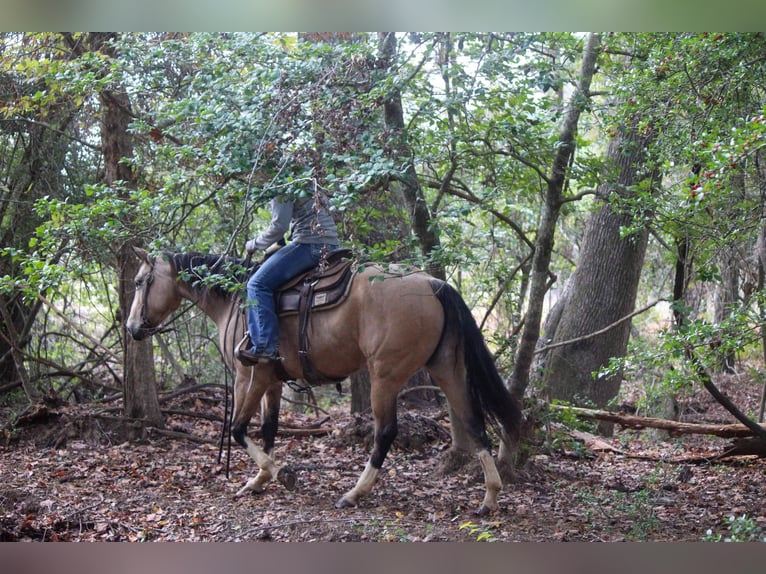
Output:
top-left (248, 198), bottom-right (293, 251)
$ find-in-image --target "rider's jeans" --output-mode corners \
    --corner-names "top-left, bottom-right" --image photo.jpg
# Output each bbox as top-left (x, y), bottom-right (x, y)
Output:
top-left (245, 242), bottom-right (337, 355)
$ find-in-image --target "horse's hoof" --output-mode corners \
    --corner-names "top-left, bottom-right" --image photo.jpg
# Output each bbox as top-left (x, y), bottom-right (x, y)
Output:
top-left (234, 482), bottom-right (264, 498)
top-left (475, 504), bottom-right (494, 517)
top-left (277, 466), bottom-right (297, 491)
top-left (335, 496), bottom-right (356, 509)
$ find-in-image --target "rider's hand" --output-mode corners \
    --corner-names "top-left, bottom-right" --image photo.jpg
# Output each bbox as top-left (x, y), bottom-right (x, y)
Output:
top-left (245, 239), bottom-right (258, 254)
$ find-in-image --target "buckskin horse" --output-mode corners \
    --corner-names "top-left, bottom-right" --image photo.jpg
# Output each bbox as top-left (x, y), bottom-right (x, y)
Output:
top-left (125, 247), bottom-right (521, 515)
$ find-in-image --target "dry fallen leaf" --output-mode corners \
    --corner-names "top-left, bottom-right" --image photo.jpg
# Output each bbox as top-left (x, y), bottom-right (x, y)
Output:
top-left (570, 430), bottom-right (625, 454)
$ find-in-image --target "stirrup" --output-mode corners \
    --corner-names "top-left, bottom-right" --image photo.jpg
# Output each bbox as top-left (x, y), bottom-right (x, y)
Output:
top-left (237, 348), bottom-right (280, 366)
top-left (234, 334), bottom-right (251, 357)
top-left (235, 335), bottom-right (280, 366)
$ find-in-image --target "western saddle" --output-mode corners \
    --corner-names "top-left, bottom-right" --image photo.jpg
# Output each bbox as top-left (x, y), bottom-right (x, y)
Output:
top-left (274, 248), bottom-right (355, 384)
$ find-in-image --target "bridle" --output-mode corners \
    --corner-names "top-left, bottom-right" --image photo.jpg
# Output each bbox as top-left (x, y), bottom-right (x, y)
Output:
top-left (134, 257), bottom-right (166, 337)
top-left (129, 250), bottom-right (254, 476)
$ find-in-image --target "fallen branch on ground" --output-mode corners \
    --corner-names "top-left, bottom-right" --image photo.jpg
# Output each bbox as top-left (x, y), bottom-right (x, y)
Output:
top-left (714, 437), bottom-right (766, 459)
top-left (158, 383), bottom-right (225, 403)
top-left (147, 427), bottom-right (218, 444)
top-left (147, 425), bottom-right (332, 444)
top-left (550, 404), bottom-right (766, 439)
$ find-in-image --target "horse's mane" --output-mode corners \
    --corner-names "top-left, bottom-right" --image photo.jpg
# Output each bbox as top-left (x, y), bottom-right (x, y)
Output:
top-left (168, 252), bottom-right (255, 299)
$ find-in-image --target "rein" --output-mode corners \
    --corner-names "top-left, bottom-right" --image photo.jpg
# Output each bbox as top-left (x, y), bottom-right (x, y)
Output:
top-left (135, 251), bottom-right (251, 479)
top-left (218, 295), bottom-right (243, 479)
top-left (218, 250), bottom-right (255, 478)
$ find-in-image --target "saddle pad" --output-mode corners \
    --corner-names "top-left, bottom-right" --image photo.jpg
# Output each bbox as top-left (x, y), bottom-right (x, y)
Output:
top-left (275, 257), bottom-right (355, 316)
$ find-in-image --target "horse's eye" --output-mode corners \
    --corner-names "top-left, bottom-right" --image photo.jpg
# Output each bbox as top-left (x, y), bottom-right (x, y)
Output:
top-left (135, 278), bottom-right (144, 288)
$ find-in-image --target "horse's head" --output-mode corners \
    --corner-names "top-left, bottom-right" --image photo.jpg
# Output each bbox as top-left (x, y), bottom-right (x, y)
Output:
top-left (125, 247), bottom-right (182, 340)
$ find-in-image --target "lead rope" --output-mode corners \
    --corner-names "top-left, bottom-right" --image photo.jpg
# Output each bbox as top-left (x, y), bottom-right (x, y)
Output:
top-left (217, 364), bottom-right (232, 478)
top-left (217, 252), bottom-right (256, 478)
top-left (217, 300), bottom-right (239, 479)
top-left (218, 299), bottom-right (246, 480)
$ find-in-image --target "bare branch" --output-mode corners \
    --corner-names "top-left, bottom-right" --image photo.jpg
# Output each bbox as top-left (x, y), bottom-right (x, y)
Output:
top-left (535, 298), bottom-right (664, 354)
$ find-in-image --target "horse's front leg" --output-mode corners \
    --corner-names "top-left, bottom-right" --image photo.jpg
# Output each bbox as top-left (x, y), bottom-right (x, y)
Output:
top-left (232, 435), bottom-right (279, 496)
top-left (260, 381), bottom-right (297, 491)
top-left (231, 366), bottom-right (280, 496)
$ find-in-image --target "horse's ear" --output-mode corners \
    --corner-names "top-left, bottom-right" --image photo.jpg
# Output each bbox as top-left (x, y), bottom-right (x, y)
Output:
top-left (132, 246), bottom-right (152, 265)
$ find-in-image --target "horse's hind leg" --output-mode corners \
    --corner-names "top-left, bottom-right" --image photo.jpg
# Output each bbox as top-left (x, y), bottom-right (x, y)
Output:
top-left (428, 366), bottom-right (503, 515)
top-left (336, 387), bottom-right (398, 508)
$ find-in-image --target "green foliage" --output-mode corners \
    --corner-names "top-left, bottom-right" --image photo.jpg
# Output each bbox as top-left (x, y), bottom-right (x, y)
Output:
top-left (606, 33), bottom-right (766, 254)
top-left (354, 516), bottom-right (436, 542)
top-left (546, 400), bottom-right (597, 432)
top-left (4, 32), bottom-right (766, 418)
top-left (525, 399), bottom-right (599, 456)
top-left (458, 520), bottom-right (500, 542)
top-left (574, 486), bottom-right (661, 541)
top-left (704, 514), bottom-right (766, 542)
top-left (599, 294), bottom-right (765, 415)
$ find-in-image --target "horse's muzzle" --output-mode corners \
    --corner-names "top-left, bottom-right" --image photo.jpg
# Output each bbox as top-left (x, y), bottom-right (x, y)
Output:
top-left (125, 322), bottom-right (149, 341)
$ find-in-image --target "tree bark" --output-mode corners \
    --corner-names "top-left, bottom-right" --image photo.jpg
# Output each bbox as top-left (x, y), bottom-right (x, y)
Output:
top-left (757, 152), bottom-right (766, 422)
top-left (90, 33), bottom-right (163, 431)
top-left (350, 370), bottom-right (372, 413)
top-left (540, 200), bottom-right (648, 406)
top-left (539, 124), bottom-right (655, 420)
top-left (542, 132), bottom-right (647, 414)
top-left (0, 54), bottom-right (71, 390)
top-left (0, 299), bottom-right (38, 402)
top-left (509, 32), bottom-right (601, 402)
top-left (713, 245), bottom-right (739, 373)
top-left (378, 32), bottom-right (445, 281)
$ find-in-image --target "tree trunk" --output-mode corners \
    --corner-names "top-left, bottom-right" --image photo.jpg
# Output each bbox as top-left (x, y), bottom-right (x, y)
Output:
top-left (0, 298), bottom-right (38, 402)
top-left (757, 150), bottom-right (766, 422)
top-left (0, 296), bottom-right (29, 397)
top-left (542, 203), bottom-right (648, 406)
top-left (378, 32), bottom-right (445, 281)
top-left (712, 168), bottom-right (745, 373)
top-left (538, 123), bottom-right (655, 422)
top-left (117, 244), bottom-right (163, 429)
top-left (91, 33), bottom-right (163, 431)
top-left (0, 64), bottom-right (71, 391)
top-left (713, 246), bottom-right (739, 373)
top-left (673, 237), bottom-right (691, 327)
top-left (508, 32), bottom-right (601, 402)
top-left (350, 371), bottom-right (372, 413)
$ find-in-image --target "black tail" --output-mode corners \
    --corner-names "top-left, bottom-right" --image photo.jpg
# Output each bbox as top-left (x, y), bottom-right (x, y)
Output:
top-left (430, 280), bottom-right (522, 442)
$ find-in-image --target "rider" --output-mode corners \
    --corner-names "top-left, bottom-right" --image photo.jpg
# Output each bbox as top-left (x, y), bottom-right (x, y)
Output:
top-left (237, 192), bottom-right (340, 365)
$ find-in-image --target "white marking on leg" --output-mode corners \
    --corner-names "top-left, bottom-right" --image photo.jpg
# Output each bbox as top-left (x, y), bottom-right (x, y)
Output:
top-left (341, 461), bottom-right (380, 506)
top-left (234, 434), bottom-right (280, 497)
top-left (477, 449), bottom-right (502, 512)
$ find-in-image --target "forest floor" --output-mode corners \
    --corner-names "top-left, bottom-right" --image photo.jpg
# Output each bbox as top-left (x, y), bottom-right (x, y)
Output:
top-left (1, 374), bottom-right (765, 542)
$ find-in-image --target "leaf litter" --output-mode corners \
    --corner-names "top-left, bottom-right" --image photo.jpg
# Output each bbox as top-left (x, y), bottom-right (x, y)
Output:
top-left (1, 378), bottom-right (765, 542)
